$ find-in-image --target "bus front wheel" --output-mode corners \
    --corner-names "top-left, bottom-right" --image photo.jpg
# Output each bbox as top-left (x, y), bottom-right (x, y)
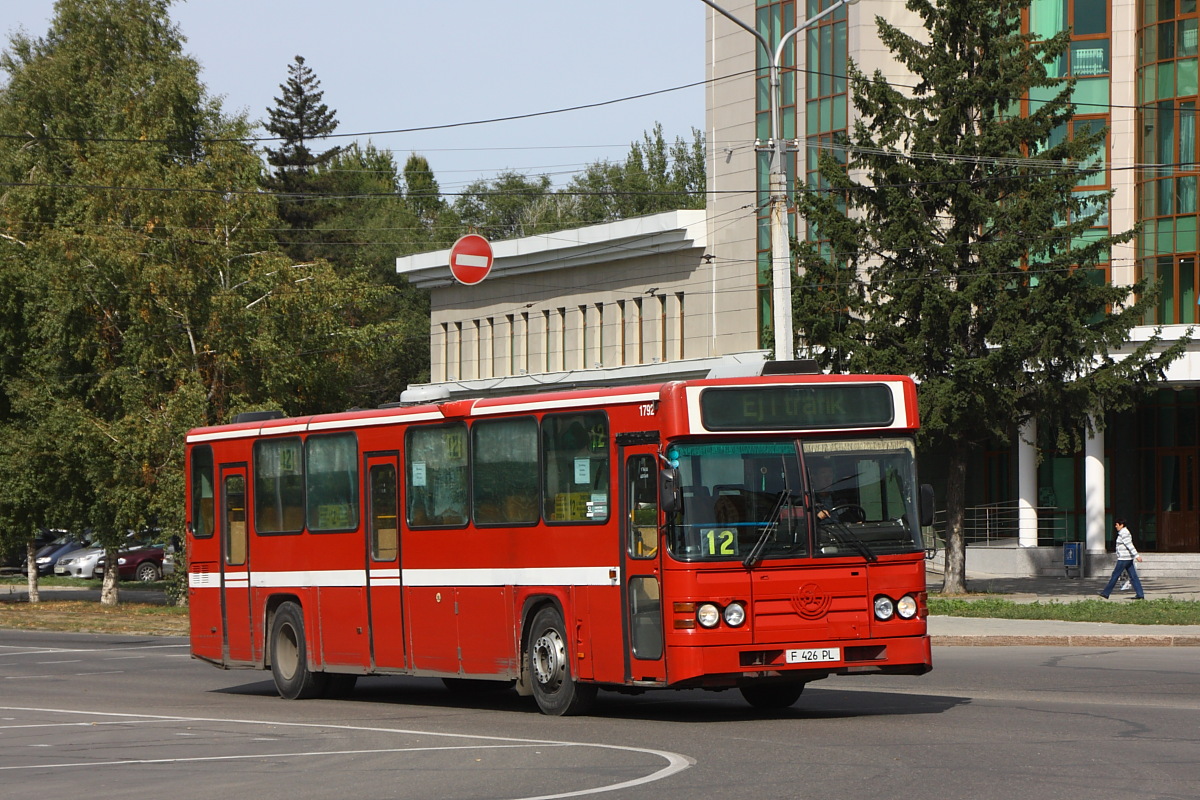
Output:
top-left (526, 606), bottom-right (597, 716)
top-left (270, 602), bottom-right (329, 700)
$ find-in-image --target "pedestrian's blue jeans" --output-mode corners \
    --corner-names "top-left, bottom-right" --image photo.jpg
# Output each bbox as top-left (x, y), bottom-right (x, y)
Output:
top-left (1101, 560), bottom-right (1144, 598)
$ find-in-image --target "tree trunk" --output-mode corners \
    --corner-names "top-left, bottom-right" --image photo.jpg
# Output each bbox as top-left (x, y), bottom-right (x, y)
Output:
top-left (941, 442), bottom-right (970, 594)
top-left (25, 540), bottom-right (40, 604)
top-left (100, 547), bottom-right (120, 606)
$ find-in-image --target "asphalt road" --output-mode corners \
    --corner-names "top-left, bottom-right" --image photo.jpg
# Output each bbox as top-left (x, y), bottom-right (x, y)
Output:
top-left (2, 631), bottom-right (1197, 800)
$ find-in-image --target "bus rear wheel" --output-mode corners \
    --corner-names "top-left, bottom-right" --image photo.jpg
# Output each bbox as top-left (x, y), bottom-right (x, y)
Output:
top-left (526, 606), bottom-right (596, 716)
top-left (739, 682), bottom-right (804, 710)
top-left (270, 602), bottom-right (329, 700)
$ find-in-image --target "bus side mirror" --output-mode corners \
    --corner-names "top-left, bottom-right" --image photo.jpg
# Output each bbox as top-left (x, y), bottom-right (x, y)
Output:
top-left (659, 468), bottom-right (681, 515)
top-left (919, 484), bottom-right (935, 528)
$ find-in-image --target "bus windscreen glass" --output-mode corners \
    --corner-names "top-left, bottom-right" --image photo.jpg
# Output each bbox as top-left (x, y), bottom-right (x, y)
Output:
top-left (699, 384), bottom-right (894, 430)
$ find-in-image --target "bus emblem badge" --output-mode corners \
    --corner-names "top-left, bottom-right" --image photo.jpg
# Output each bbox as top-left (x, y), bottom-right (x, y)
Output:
top-left (792, 583), bottom-right (832, 619)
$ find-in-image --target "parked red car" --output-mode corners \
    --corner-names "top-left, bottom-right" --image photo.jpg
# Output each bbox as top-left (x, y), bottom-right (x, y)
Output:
top-left (95, 542), bottom-right (171, 582)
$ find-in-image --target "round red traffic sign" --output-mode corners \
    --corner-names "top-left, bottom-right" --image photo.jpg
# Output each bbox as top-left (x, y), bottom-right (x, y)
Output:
top-left (448, 234), bottom-right (493, 285)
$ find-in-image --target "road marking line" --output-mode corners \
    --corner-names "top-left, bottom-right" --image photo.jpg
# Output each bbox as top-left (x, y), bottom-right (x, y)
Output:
top-left (0, 705), bottom-right (694, 799)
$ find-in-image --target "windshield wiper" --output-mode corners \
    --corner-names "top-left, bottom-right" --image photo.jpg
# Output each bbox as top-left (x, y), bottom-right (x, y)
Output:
top-left (743, 489), bottom-right (791, 569)
top-left (821, 518), bottom-right (878, 562)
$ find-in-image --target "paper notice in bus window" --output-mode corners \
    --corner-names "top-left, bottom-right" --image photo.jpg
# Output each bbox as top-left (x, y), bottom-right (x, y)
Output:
top-left (574, 458), bottom-right (590, 484)
top-left (412, 462), bottom-right (427, 487)
top-left (587, 493), bottom-right (608, 518)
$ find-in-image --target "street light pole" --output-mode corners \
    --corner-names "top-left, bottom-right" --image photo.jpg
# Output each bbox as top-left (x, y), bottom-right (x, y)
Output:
top-left (702, 0), bottom-right (859, 359)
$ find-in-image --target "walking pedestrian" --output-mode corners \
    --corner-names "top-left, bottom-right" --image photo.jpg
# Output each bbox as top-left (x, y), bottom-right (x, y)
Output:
top-left (1098, 518), bottom-right (1145, 600)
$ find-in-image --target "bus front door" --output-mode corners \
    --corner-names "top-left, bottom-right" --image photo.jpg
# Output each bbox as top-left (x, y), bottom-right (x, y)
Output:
top-left (365, 453), bottom-right (407, 670)
top-left (622, 449), bottom-right (666, 684)
top-left (219, 465), bottom-right (254, 665)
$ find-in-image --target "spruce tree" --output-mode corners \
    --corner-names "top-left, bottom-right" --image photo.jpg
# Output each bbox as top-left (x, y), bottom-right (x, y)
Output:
top-left (792, 0), bottom-right (1188, 592)
top-left (263, 55), bottom-right (343, 260)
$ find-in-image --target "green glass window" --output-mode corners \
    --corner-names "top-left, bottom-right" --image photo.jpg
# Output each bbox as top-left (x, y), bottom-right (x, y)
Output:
top-left (1030, 0), bottom-right (1066, 38)
top-left (1073, 0), bottom-right (1107, 35)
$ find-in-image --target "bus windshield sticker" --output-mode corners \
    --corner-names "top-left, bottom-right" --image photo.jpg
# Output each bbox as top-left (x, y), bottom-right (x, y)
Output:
top-left (412, 462), bottom-right (427, 487)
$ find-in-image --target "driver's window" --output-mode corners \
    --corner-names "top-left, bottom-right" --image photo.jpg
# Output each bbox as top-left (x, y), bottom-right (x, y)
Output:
top-left (627, 455), bottom-right (658, 558)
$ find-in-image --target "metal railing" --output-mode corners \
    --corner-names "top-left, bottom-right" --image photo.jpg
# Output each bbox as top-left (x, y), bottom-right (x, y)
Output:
top-left (928, 501), bottom-right (1069, 547)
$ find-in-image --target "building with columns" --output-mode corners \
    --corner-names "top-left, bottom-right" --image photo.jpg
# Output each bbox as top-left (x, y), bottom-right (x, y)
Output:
top-left (400, 0), bottom-right (1200, 576)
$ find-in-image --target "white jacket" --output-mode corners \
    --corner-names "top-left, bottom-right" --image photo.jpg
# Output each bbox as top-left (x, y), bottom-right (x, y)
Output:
top-left (1115, 529), bottom-right (1139, 561)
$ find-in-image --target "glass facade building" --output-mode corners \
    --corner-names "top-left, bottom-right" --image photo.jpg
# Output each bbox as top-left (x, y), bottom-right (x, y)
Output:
top-left (738, 0), bottom-right (1200, 557)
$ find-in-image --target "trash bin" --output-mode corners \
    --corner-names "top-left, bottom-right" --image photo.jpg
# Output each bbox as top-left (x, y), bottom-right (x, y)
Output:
top-left (1063, 541), bottom-right (1083, 578)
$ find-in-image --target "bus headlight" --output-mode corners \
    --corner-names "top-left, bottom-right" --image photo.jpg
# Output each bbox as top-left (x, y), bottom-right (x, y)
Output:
top-left (697, 603), bottom-right (721, 628)
top-left (896, 594), bottom-right (918, 619)
top-left (723, 602), bottom-right (746, 627)
top-left (873, 595), bottom-right (895, 621)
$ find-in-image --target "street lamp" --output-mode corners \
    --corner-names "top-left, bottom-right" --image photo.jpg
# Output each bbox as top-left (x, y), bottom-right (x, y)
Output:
top-left (702, 0), bottom-right (860, 359)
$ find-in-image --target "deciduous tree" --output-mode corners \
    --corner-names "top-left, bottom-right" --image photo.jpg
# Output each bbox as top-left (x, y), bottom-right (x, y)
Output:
top-left (0, 0), bottom-right (416, 603)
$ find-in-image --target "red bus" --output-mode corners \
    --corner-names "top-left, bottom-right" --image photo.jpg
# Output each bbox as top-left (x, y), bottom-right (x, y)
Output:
top-left (185, 365), bottom-right (934, 715)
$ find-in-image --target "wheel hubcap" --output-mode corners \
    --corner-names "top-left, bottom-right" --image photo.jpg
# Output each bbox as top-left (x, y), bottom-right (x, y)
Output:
top-left (277, 624), bottom-right (299, 680)
top-left (532, 630), bottom-right (565, 691)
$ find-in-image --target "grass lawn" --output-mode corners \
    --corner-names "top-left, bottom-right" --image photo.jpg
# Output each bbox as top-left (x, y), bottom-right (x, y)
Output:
top-left (928, 596), bottom-right (1200, 626)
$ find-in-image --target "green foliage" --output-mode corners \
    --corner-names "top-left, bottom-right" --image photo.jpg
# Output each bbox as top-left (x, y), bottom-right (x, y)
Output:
top-left (566, 123), bottom-right (707, 223)
top-left (0, 0), bottom-right (429, 591)
top-left (455, 170), bottom-right (558, 241)
top-left (453, 124), bottom-right (707, 240)
top-left (928, 597), bottom-right (1200, 625)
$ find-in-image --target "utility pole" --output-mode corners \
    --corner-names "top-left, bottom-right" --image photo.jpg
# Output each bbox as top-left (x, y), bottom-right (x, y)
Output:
top-left (701, 0), bottom-right (861, 358)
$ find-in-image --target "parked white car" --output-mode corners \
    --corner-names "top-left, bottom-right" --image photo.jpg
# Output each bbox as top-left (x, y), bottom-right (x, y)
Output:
top-left (54, 545), bottom-right (105, 579)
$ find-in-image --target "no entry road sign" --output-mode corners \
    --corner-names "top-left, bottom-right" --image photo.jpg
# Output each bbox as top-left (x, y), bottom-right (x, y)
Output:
top-left (448, 234), bottom-right (493, 285)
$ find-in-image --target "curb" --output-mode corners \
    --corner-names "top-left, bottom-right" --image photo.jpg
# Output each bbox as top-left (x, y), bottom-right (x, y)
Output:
top-left (933, 634), bottom-right (1200, 647)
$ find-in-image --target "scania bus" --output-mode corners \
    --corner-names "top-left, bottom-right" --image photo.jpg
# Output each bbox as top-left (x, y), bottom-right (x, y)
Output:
top-left (185, 364), bottom-right (934, 715)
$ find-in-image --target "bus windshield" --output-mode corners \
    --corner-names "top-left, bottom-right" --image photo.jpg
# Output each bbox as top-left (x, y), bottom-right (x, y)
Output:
top-left (665, 437), bottom-right (924, 562)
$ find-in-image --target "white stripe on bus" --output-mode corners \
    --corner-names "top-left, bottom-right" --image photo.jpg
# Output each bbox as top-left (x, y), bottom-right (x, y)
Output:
top-left (186, 411), bottom-right (444, 443)
top-left (475, 391), bottom-right (659, 417)
top-left (188, 566), bottom-right (620, 589)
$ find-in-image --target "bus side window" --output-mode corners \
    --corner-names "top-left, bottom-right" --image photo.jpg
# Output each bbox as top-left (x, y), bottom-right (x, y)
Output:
top-left (224, 474), bottom-right (247, 565)
top-left (543, 412), bottom-right (609, 523)
top-left (190, 445), bottom-right (215, 538)
top-left (406, 424), bottom-right (468, 527)
top-left (370, 463), bottom-right (398, 561)
top-left (628, 455), bottom-right (658, 558)
top-left (253, 437), bottom-right (304, 533)
top-left (472, 417), bottom-right (539, 525)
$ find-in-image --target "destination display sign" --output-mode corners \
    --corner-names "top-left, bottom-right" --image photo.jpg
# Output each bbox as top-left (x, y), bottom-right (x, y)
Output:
top-left (699, 384), bottom-right (895, 430)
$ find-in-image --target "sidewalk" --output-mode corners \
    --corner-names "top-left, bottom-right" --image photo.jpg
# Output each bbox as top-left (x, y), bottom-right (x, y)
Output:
top-left (926, 571), bottom-right (1200, 646)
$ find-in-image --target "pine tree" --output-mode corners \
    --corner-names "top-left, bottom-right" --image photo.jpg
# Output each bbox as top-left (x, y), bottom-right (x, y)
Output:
top-left (792, 0), bottom-right (1188, 593)
top-left (263, 55), bottom-right (343, 260)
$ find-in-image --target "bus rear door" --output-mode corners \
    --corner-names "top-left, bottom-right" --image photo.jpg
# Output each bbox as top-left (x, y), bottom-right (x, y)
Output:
top-left (219, 464), bottom-right (254, 664)
top-left (365, 453), bottom-right (407, 670)
top-left (621, 448), bottom-right (666, 684)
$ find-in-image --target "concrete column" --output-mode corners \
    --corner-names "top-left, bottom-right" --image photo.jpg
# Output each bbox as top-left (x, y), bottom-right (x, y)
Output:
top-left (1018, 419), bottom-right (1038, 547)
top-left (1085, 423), bottom-right (1106, 554)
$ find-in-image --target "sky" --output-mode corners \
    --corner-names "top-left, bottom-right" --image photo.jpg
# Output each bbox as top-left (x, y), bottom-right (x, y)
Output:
top-left (2, 0), bottom-right (707, 193)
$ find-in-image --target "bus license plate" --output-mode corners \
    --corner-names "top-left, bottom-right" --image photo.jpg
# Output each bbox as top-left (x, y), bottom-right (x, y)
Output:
top-left (786, 647), bottom-right (840, 664)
